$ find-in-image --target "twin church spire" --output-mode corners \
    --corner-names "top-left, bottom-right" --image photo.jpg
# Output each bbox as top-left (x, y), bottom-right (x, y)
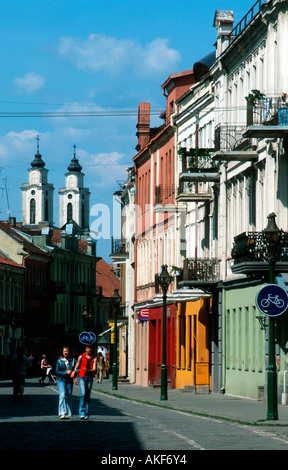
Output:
top-left (21, 138), bottom-right (90, 231)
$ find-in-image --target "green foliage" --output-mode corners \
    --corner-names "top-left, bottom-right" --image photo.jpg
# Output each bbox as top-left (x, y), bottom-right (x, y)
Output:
top-left (245, 89), bottom-right (266, 104)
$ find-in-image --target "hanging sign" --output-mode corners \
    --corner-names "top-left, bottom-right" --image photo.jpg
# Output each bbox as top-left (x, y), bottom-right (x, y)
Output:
top-left (138, 308), bottom-right (149, 322)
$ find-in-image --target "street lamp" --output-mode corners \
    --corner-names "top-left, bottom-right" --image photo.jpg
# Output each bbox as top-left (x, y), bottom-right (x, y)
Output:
top-left (112, 288), bottom-right (121, 390)
top-left (263, 212), bottom-right (281, 421)
top-left (158, 264), bottom-right (173, 401)
top-left (82, 307), bottom-right (93, 330)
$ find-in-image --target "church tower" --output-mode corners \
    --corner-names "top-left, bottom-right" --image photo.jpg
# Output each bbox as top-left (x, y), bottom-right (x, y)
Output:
top-left (21, 137), bottom-right (54, 227)
top-left (58, 146), bottom-right (90, 230)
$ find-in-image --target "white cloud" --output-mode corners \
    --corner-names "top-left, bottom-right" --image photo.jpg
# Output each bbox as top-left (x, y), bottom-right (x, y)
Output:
top-left (7, 130), bottom-right (39, 141)
top-left (0, 130), bottom-right (49, 163)
top-left (14, 72), bottom-right (46, 94)
top-left (57, 33), bottom-right (181, 79)
top-left (77, 148), bottom-right (126, 187)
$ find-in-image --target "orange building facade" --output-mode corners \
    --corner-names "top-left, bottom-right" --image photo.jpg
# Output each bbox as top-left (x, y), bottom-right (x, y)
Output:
top-left (176, 298), bottom-right (211, 391)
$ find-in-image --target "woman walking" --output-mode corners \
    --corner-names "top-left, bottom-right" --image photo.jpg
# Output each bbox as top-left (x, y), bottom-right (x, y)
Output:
top-left (96, 351), bottom-right (105, 383)
top-left (56, 347), bottom-right (76, 419)
top-left (39, 354), bottom-right (52, 385)
top-left (72, 343), bottom-right (96, 420)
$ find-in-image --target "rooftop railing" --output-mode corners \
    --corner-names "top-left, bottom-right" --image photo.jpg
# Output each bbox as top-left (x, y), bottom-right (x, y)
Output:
top-left (229, 0), bottom-right (266, 39)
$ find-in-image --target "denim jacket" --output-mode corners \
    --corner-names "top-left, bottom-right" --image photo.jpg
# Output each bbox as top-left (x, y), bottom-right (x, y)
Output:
top-left (56, 356), bottom-right (76, 379)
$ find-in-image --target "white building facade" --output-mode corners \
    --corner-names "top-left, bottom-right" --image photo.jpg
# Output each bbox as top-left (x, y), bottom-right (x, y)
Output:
top-left (173, 0), bottom-right (288, 400)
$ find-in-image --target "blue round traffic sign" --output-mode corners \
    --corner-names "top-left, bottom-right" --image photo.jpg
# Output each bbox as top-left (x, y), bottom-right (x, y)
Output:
top-left (256, 284), bottom-right (288, 317)
top-left (79, 331), bottom-right (96, 344)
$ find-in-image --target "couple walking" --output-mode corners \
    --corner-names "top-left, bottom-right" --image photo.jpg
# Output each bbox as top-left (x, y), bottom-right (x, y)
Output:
top-left (56, 344), bottom-right (97, 420)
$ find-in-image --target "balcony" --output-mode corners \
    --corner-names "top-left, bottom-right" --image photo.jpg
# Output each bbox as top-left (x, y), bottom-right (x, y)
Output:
top-left (231, 231), bottom-right (288, 275)
top-left (154, 185), bottom-right (178, 213)
top-left (110, 237), bottom-right (129, 262)
top-left (0, 310), bottom-right (24, 326)
top-left (177, 148), bottom-right (219, 202)
top-left (183, 257), bottom-right (221, 282)
top-left (178, 257), bottom-right (221, 292)
top-left (72, 282), bottom-right (86, 296)
top-left (244, 95), bottom-right (288, 139)
top-left (213, 124), bottom-right (258, 163)
top-left (26, 285), bottom-right (49, 298)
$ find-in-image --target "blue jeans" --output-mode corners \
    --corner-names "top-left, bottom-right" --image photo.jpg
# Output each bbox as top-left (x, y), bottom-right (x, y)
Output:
top-left (57, 378), bottom-right (73, 417)
top-left (78, 376), bottom-right (93, 417)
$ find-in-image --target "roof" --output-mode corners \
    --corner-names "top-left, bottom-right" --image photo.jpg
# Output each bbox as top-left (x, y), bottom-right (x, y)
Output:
top-left (193, 50), bottom-right (216, 81)
top-left (96, 257), bottom-right (120, 298)
top-left (0, 250), bottom-right (24, 269)
top-left (161, 69), bottom-right (194, 91)
top-left (0, 221), bottom-right (51, 259)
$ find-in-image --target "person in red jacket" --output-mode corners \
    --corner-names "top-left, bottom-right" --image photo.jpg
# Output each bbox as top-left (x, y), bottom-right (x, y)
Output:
top-left (72, 344), bottom-right (96, 420)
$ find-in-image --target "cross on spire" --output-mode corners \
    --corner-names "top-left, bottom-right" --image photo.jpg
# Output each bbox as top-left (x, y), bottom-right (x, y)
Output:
top-left (36, 135), bottom-right (40, 154)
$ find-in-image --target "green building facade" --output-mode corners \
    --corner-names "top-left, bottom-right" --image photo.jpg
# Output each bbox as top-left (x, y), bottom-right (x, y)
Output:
top-left (222, 277), bottom-right (288, 402)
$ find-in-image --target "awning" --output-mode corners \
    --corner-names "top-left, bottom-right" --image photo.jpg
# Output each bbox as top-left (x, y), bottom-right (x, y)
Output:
top-left (98, 323), bottom-right (124, 337)
top-left (97, 334), bottom-right (110, 345)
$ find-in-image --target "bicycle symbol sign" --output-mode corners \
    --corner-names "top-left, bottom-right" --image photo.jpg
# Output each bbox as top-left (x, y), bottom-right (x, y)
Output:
top-left (256, 284), bottom-right (288, 317)
top-left (79, 331), bottom-right (96, 344)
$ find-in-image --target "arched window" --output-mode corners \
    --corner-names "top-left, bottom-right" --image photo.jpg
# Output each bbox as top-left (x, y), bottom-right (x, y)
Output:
top-left (81, 203), bottom-right (85, 228)
top-left (67, 202), bottom-right (73, 222)
top-left (45, 198), bottom-right (49, 222)
top-left (30, 198), bottom-right (36, 224)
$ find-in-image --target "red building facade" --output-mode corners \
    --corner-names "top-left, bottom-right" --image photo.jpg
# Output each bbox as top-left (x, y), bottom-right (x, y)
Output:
top-left (133, 70), bottom-right (195, 386)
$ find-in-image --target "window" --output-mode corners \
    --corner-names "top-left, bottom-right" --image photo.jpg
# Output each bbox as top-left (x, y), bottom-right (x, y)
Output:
top-left (30, 198), bottom-right (36, 224)
top-left (81, 203), bottom-right (85, 228)
top-left (45, 199), bottom-right (48, 222)
top-left (67, 202), bottom-right (73, 222)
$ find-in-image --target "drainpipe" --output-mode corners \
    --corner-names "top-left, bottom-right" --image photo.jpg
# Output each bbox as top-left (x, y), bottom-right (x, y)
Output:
top-left (195, 112), bottom-right (199, 261)
top-left (282, 370), bottom-right (287, 405)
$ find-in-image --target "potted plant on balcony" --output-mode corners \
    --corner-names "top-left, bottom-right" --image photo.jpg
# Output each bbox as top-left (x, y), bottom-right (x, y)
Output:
top-left (278, 93), bottom-right (288, 126)
top-left (171, 265), bottom-right (182, 276)
top-left (187, 148), bottom-right (218, 172)
top-left (245, 89), bottom-right (266, 105)
top-left (245, 89), bottom-right (266, 126)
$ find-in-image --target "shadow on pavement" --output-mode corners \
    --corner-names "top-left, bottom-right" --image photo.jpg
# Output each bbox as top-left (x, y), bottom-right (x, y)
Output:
top-left (0, 379), bottom-right (143, 450)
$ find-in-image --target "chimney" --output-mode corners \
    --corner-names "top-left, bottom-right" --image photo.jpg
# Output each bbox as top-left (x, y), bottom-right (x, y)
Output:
top-left (41, 226), bottom-right (52, 246)
top-left (86, 237), bottom-right (96, 256)
top-left (213, 10), bottom-right (234, 58)
top-left (136, 102), bottom-right (150, 151)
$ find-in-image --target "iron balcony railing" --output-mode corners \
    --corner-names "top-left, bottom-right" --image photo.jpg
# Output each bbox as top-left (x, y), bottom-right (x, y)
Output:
top-left (178, 147), bottom-right (218, 173)
top-left (231, 231), bottom-right (288, 264)
top-left (111, 237), bottom-right (127, 255)
top-left (214, 124), bottom-right (250, 151)
top-left (183, 257), bottom-right (221, 282)
top-left (155, 185), bottom-right (175, 204)
top-left (247, 96), bottom-right (288, 127)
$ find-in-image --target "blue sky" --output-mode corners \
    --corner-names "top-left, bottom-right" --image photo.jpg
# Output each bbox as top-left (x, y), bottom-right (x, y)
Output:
top-left (0, 0), bottom-right (257, 261)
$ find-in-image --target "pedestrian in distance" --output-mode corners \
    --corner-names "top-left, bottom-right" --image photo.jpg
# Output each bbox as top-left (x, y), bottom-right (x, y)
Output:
top-left (71, 343), bottom-right (96, 420)
top-left (10, 346), bottom-right (28, 402)
top-left (39, 354), bottom-right (52, 385)
top-left (55, 346), bottom-right (77, 419)
top-left (96, 351), bottom-right (105, 383)
top-left (27, 353), bottom-right (36, 377)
